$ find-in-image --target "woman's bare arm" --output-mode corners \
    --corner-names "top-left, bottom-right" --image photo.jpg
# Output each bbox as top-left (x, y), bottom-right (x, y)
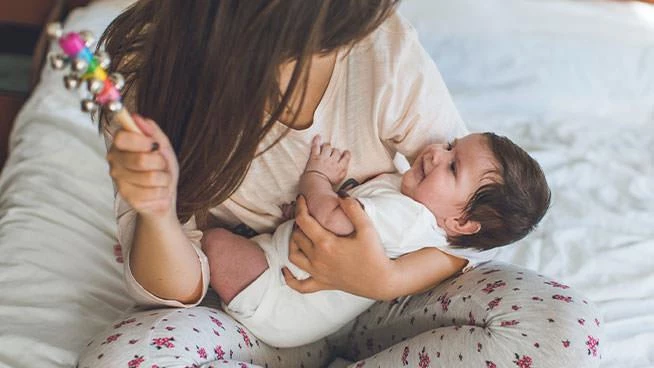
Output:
top-left (131, 211), bottom-right (204, 304)
top-left (109, 115), bottom-right (203, 304)
top-left (381, 247), bottom-right (467, 300)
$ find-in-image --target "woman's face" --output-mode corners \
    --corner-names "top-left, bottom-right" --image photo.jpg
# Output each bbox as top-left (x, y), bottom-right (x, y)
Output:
top-left (401, 133), bottom-right (497, 227)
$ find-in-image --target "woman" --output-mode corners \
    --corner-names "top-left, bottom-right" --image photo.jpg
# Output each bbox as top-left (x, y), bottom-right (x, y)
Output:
top-left (78, 1), bottom-right (602, 366)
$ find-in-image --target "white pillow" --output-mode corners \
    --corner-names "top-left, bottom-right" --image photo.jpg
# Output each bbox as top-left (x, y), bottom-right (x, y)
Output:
top-left (0, 1), bottom-right (136, 367)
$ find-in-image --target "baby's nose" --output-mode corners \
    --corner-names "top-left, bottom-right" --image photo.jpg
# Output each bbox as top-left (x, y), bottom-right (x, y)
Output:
top-left (430, 144), bottom-right (450, 163)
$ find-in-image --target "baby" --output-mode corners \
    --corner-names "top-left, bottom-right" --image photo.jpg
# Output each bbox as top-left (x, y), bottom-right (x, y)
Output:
top-left (203, 132), bottom-right (551, 347)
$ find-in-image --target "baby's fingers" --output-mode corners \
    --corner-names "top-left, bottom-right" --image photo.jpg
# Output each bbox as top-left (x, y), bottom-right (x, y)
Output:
top-left (340, 150), bottom-right (351, 165)
top-left (320, 142), bottom-right (332, 157)
top-left (311, 135), bottom-right (322, 156)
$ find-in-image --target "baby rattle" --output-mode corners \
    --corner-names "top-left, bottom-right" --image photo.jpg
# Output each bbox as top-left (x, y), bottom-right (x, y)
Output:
top-left (46, 22), bottom-right (142, 134)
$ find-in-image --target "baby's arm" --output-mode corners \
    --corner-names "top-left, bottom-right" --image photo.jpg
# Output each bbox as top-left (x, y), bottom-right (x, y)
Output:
top-left (299, 136), bottom-right (354, 236)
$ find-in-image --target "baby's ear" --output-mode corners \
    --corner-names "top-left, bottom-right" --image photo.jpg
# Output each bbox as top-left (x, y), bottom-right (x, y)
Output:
top-left (443, 217), bottom-right (481, 236)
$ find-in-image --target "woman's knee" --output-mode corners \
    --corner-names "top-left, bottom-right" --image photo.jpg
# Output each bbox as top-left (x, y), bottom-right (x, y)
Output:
top-left (77, 307), bottom-right (232, 368)
top-left (77, 309), bottom-right (173, 368)
top-left (464, 263), bottom-right (604, 366)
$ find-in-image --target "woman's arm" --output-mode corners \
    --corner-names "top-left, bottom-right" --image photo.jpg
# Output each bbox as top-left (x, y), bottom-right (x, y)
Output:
top-left (108, 115), bottom-right (204, 305)
top-left (131, 211), bottom-right (204, 304)
top-left (382, 247), bottom-right (467, 300)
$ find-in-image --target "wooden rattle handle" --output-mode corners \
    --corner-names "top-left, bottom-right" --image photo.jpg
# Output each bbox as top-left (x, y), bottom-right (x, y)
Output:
top-left (113, 109), bottom-right (141, 134)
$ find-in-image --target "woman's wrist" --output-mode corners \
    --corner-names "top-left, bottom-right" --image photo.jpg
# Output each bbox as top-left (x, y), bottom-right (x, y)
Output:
top-left (138, 198), bottom-right (178, 222)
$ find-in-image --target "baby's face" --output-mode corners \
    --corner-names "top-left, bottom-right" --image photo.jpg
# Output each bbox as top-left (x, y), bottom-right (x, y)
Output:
top-left (401, 133), bottom-right (498, 226)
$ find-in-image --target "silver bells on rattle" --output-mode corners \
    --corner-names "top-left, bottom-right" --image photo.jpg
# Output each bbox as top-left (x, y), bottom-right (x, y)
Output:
top-left (46, 22), bottom-right (126, 113)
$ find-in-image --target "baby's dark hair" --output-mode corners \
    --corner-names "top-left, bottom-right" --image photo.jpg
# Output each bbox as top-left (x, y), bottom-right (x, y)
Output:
top-left (448, 133), bottom-right (551, 250)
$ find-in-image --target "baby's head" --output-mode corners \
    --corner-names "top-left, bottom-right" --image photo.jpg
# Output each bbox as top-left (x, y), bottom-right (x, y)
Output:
top-left (401, 132), bottom-right (551, 250)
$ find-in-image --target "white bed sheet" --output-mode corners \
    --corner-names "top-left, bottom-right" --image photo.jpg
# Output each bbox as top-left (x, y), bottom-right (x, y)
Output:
top-left (0, 0), bottom-right (652, 367)
top-left (0, 1), bottom-right (135, 367)
top-left (400, 1), bottom-right (654, 367)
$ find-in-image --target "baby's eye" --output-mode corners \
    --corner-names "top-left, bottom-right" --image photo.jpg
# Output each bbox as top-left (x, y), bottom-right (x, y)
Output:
top-left (446, 142), bottom-right (453, 151)
top-left (450, 161), bottom-right (457, 175)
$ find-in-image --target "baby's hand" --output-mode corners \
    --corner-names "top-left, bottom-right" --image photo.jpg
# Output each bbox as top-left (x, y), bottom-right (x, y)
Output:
top-left (304, 135), bottom-right (351, 185)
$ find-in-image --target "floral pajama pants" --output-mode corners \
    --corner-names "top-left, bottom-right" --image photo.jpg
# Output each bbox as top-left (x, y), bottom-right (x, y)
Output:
top-left (77, 262), bottom-right (603, 368)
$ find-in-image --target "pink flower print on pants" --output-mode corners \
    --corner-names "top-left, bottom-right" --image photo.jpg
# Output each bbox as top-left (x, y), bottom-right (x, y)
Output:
top-left (236, 327), bottom-right (253, 347)
top-left (113, 318), bottom-right (136, 329)
top-left (401, 346), bottom-right (409, 366)
top-left (210, 315), bottom-right (225, 330)
top-left (214, 345), bottom-right (226, 360)
top-left (552, 294), bottom-right (573, 303)
top-left (544, 280), bottom-right (569, 289)
top-left (482, 280), bottom-right (507, 294)
top-left (127, 355), bottom-right (145, 368)
top-left (513, 354), bottom-right (533, 368)
top-left (437, 294), bottom-right (451, 312)
top-left (418, 347), bottom-right (430, 368)
top-left (487, 297), bottom-right (502, 311)
top-left (586, 335), bottom-right (600, 357)
top-left (101, 333), bottom-right (122, 345)
top-left (151, 337), bottom-right (175, 349)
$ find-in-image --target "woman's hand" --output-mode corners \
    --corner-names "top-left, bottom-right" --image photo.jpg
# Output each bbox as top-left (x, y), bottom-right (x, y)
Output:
top-left (106, 114), bottom-right (179, 217)
top-left (284, 194), bottom-right (395, 299)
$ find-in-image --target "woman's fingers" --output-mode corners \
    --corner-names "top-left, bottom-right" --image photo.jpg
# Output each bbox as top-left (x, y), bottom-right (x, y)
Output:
top-left (137, 116), bottom-right (179, 178)
top-left (294, 195), bottom-right (332, 246)
top-left (107, 150), bottom-right (167, 172)
top-left (340, 150), bottom-right (351, 164)
top-left (338, 195), bottom-right (375, 237)
top-left (107, 115), bottom-right (180, 216)
top-left (288, 233), bottom-right (313, 271)
top-left (311, 135), bottom-right (322, 156)
top-left (113, 129), bottom-right (158, 153)
top-left (282, 268), bottom-right (327, 294)
top-left (110, 165), bottom-right (172, 187)
top-left (139, 116), bottom-right (173, 148)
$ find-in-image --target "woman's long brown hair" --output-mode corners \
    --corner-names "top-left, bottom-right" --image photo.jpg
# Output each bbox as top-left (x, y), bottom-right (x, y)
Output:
top-left (99, 0), bottom-right (398, 227)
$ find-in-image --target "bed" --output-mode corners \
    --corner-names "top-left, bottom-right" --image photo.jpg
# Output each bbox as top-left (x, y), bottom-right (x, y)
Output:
top-left (0, 0), bottom-right (652, 367)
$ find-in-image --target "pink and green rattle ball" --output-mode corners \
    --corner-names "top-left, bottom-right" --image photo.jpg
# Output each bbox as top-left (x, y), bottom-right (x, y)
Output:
top-left (47, 22), bottom-right (141, 134)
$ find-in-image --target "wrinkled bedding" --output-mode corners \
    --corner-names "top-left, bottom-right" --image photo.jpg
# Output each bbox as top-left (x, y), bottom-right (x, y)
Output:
top-left (400, 1), bottom-right (654, 366)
